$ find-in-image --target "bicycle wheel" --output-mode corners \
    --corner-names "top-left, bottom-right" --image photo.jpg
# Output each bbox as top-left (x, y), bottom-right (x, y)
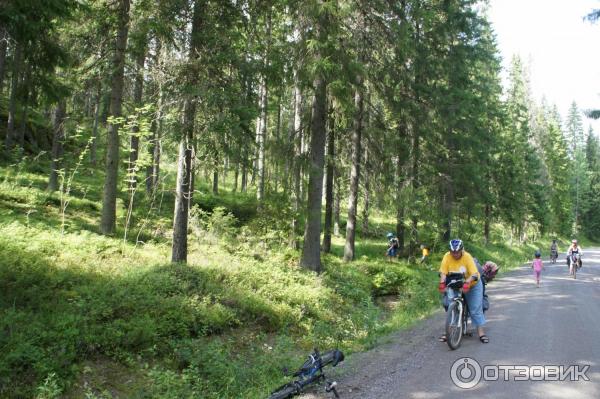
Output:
top-left (446, 301), bottom-right (463, 350)
top-left (268, 383), bottom-right (299, 399)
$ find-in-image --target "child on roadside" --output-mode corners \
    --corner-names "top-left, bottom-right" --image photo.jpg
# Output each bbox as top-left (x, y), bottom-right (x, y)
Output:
top-left (420, 244), bottom-right (430, 264)
top-left (532, 250), bottom-right (544, 287)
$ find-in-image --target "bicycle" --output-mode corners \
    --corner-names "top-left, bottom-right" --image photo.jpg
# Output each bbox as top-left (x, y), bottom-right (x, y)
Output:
top-left (550, 249), bottom-right (558, 264)
top-left (444, 272), bottom-right (470, 350)
top-left (268, 349), bottom-right (345, 399)
top-left (569, 253), bottom-right (581, 279)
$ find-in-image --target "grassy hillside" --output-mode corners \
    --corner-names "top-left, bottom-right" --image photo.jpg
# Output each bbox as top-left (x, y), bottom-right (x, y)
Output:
top-left (0, 158), bottom-right (578, 398)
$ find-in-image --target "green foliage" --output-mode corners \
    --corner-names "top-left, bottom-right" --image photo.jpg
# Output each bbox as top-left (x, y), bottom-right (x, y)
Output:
top-left (35, 373), bottom-right (62, 399)
top-left (0, 209), bottom-right (434, 397)
top-left (189, 205), bottom-right (238, 243)
top-left (194, 192), bottom-right (257, 223)
top-left (365, 262), bottom-right (418, 296)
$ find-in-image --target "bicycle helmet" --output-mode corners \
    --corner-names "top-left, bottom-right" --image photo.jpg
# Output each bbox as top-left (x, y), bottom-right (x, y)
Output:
top-left (386, 232), bottom-right (394, 239)
top-left (534, 250), bottom-right (541, 258)
top-left (449, 239), bottom-right (463, 252)
top-left (572, 239), bottom-right (578, 244)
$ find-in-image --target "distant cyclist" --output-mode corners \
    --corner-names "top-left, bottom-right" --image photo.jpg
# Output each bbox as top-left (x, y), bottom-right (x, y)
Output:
top-left (437, 239), bottom-right (488, 344)
top-left (567, 239), bottom-right (583, 272)
top-left (550, 239), bottom-right (558, 262)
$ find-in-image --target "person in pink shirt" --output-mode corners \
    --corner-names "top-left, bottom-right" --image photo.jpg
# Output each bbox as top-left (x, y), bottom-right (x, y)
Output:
top-left (532, 250), bottom-right (544, 287)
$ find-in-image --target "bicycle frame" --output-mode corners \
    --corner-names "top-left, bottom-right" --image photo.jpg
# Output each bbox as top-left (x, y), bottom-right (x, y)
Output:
top-left (268, 349), bottom-right (343, 399)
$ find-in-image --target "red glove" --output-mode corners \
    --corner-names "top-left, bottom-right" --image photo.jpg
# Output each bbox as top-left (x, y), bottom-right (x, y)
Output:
top-left (438, 282), bottom-right (446, 293)
top-left (462, 282), bottom-right (471, 293)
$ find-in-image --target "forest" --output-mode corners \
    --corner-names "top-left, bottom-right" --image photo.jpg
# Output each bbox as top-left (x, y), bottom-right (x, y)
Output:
top-left (1, 0), bottom-right (600, 398)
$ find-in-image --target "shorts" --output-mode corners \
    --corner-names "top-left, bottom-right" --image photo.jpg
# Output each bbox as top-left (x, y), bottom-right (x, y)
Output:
top-left (387, 247), bottom-right (397, 257)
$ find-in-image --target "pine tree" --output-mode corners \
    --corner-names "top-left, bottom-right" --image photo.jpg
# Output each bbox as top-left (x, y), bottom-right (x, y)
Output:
top-left (172, 0), bottom-right (204, 263)
top-left (100, 0), bottom-right (131, 236)
top-left (565, 102), bottom-right (587, 233)
top-left (581, 126), bottom-right (600, 236)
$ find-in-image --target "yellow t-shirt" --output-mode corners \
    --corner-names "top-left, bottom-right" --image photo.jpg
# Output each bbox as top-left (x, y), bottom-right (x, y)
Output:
top-left (422, 248), bottom-right (430, 256)
top-left (439, 250), bottom-right (480, 287)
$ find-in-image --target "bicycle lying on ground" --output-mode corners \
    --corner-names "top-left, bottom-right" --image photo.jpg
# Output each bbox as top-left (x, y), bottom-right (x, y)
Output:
top-left (445, 272), bottom-right (470, 350)
top-left (268, 349), bottom-right (345, 399)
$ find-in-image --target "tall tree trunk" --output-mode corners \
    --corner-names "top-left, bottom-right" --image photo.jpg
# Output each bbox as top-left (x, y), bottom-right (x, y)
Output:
top-left (5, 42), bottom-right (22, 151)
top-left (128, 43), bottom-right (146, 192)
top-left (212, 156), bottom-right (219, 195)
top-left (189, 143), bottom-right (196, 208)
top-left (273, 96), bottom-right (282, 193)
top-left (410, 122), bottom-right (420, 255)
top-left (84, 85), bottom-right (93, 117)
top-left (172, 137), bottom-right (193, 262)
top-left (222, 150), bottom-right (228, 189)
top-left (241, 148), bottom-right (248, 192)
top-left (233, 160), bottom-right (239, 192)
top-left (361, 145), bottom-right (370, 235)
top-left (334, 170), bottom-right (341, 236)
top-left (0, 26), bottom-right (7, 94)
top-left (322, 100), bottom-right (335, 253)
top-left (300, 72), bottom-right (327, 272)
top-left (100, 0), bottom-right (130, 236)
top-left (255, 77), bottom-right (267, 203)
top-left (396, 179), bottom-right (407, 253)
top-left (172, 0), bottom-right (203, 263)
top-left (90, 81), bottom-right (101, 166)
top-left (48, 100), bottom-right (67, 192)
top-left (241, 163), bottom-right (247, 192)
top-left (343, 85), bottom-right (364, 262)
top-left (256, 12), bottom-right (271, 204)
top-left (395, 119), bottom-right (409, 252)
top-left (147, 38), bottom-right (163, 195)
top-left (290, 72), bottom-right (303, 249)
top-left (18, 67), bottom-right (31, 150)
top-left (409, 17), bottom-right (425, 257)
top-left (151, 131), bottom-right (161, 192)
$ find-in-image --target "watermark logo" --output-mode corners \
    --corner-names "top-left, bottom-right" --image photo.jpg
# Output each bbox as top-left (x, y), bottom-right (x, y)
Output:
top-left (450, 357), bottom-right (482, 388)
top-left (450, 357), bottom-right (591, 389)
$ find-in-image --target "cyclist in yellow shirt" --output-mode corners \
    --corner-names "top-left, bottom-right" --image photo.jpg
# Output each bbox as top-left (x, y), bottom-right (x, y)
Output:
top-left (437, 239), bottom-right (488, 344)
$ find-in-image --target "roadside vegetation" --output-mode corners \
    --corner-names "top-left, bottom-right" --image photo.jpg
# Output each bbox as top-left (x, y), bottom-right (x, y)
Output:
top-left (0, 160), bottom-right (582, 399)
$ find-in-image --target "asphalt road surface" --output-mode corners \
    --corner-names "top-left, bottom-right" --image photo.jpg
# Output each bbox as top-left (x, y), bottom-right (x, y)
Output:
top-left (304, 249), bottom-right (600, 399)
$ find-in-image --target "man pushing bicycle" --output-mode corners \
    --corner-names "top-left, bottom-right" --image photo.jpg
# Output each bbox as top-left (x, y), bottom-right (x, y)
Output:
top-left (437, 239), bottom-right (489, 344)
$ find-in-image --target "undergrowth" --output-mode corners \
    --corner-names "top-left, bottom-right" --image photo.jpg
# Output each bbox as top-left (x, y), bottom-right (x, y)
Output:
top-left (0, 161), bottom-right (584, 398)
